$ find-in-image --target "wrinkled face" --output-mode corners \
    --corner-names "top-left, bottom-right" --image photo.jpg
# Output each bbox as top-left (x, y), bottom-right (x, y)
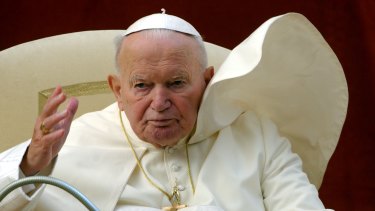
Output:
top-left (109, 31), bottom-right (212, 147)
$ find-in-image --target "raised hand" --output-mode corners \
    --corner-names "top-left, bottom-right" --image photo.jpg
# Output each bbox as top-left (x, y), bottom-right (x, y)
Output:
top-left (20, 86), bottom-right (79, 176)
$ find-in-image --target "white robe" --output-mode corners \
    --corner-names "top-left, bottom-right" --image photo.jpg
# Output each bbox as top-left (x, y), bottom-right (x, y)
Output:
top-left (0, 13), bottom-right (347, 210)
top-left (0, 104), bottom-right (328, 210)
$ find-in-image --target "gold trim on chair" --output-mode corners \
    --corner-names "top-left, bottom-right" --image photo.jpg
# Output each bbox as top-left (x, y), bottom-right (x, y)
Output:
top-left (38, 81), bottom-right (111, 114)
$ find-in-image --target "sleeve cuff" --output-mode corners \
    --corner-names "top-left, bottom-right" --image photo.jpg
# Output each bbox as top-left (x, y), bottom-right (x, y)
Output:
top-left (18, 168), bottom-right (37, 194)
top-left (17, 156), bottom-right (57, 197)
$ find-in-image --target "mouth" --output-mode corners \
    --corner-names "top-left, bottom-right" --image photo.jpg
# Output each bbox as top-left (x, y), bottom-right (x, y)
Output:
top-left (147, 119), bottom-right (175, 127)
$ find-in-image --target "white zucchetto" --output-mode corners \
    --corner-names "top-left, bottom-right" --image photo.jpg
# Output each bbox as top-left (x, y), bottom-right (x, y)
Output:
top-left (124, 9), bottom-right (201, 37)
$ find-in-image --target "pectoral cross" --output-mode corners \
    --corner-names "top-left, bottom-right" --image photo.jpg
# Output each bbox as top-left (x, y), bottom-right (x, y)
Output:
top-left (162, 185), bottom-right (187, 211)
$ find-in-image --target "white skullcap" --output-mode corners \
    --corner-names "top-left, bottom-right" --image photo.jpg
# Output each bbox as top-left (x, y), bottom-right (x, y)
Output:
top-left (124, 9), bottom-right (201, 37)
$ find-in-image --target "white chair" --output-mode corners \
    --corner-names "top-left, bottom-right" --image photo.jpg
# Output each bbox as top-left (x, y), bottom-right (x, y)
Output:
top-left (0, 30), bottom-right (230, 152)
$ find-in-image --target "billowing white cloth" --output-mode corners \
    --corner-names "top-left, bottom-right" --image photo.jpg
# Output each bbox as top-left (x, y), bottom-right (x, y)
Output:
top-left (0, 13), bottom-right (346, 210)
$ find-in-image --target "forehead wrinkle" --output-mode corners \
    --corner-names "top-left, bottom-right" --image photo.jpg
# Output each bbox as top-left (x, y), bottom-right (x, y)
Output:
top-left (128, 68), bottom-right (191, 85)
top-left (125, 48), bottom-right (190, 68)
top-left (131, 50), bottom-right (192, 74)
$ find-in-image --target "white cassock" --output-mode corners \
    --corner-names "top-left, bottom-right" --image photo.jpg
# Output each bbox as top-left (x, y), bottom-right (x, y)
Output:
top-left (0, 13), bottom-right (347, 211)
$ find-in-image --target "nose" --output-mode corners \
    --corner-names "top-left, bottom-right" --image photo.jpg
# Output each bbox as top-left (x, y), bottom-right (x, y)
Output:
top-left (150, 86), bottom-right (171, 112)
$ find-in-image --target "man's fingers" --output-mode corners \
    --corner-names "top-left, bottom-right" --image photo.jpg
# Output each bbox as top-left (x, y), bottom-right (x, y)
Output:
top-left (49, 86), bottom-right (62, 100)
top-left (41, 128), bottom-right (65, 145)
top-left (61, 98), bottom-right (79, 135)
top-left (43, 86), bottom-right (63, 111)
top-left (40, 86), bottom-right (68, 120)
top-left (36, 97), bottom-right (78, 137)
top-left (67, 97), bottom-right (79, 116)
top-left (41, 92), bottom-right (66, 119)
top-left (41, 110), bottom-right (68, 133)
top-left (40, 98), bottom-right (78, 133)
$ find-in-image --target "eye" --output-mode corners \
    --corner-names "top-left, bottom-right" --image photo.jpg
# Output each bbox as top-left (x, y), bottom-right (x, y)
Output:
top-left (134, 82), bottom-right (147, 89)
top-left (168, 80), bottom-right (185, 88)
top-left (172, 80), bottom-right (183, 86)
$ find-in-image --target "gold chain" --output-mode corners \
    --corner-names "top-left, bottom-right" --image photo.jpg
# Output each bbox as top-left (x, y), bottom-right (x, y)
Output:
top-left (185, 139), bottom-right (195, 194)
top-left (118, 110), bottom-right (195, 206)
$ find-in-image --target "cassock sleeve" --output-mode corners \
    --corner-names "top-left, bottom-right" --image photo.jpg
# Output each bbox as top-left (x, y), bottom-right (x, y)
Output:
top-left (259, 117), bottom-right (333, 210)
top-left (0, 141), bottom-right (47, 210)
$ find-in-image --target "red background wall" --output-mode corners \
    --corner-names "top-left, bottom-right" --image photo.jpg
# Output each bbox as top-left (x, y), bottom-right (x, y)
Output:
top-left (0, 0), bottom-right (374, 210)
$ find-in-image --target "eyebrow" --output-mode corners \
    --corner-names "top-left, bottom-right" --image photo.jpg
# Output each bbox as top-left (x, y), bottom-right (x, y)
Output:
top-left (128, 74), bottom-right (145, 85)
top-left (128, 69), bottom-right (191, 85)
top-left (171, 70), bottom-right (190, 81)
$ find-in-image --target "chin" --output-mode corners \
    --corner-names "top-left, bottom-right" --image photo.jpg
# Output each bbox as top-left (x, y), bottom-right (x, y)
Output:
top-left (146, 128), bottom-right (185, 147)
top-left (150, 140), bottom-right (178, 148)
top-left (149, 135), bottom-right (182, 147)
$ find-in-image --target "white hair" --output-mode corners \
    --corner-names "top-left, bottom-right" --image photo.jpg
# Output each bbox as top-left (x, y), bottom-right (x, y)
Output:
top-left (114, 29), bottom-right (208, 72)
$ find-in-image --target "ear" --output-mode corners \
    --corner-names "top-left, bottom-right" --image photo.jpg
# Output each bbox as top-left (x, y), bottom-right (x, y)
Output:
top-left (107, 74), bottom-right (124, 110)
top-left (204, 66), bottom-right (215, 85)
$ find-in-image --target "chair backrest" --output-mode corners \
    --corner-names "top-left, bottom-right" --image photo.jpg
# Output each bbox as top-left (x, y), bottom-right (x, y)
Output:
top-left (0, 30), bottom-right (230, 152)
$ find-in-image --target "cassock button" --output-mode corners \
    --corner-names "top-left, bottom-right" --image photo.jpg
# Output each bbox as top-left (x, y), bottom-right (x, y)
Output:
top-left (167, 147), bottom-right (176, 154)
top-left (171, 164), bottom-right (181, 172)
top-left (177, 185), bottom-right (185, 191)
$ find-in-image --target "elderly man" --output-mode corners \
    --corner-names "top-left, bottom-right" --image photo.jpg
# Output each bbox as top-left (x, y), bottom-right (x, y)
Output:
top-left (0, 12), bottom-right (347, 210)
